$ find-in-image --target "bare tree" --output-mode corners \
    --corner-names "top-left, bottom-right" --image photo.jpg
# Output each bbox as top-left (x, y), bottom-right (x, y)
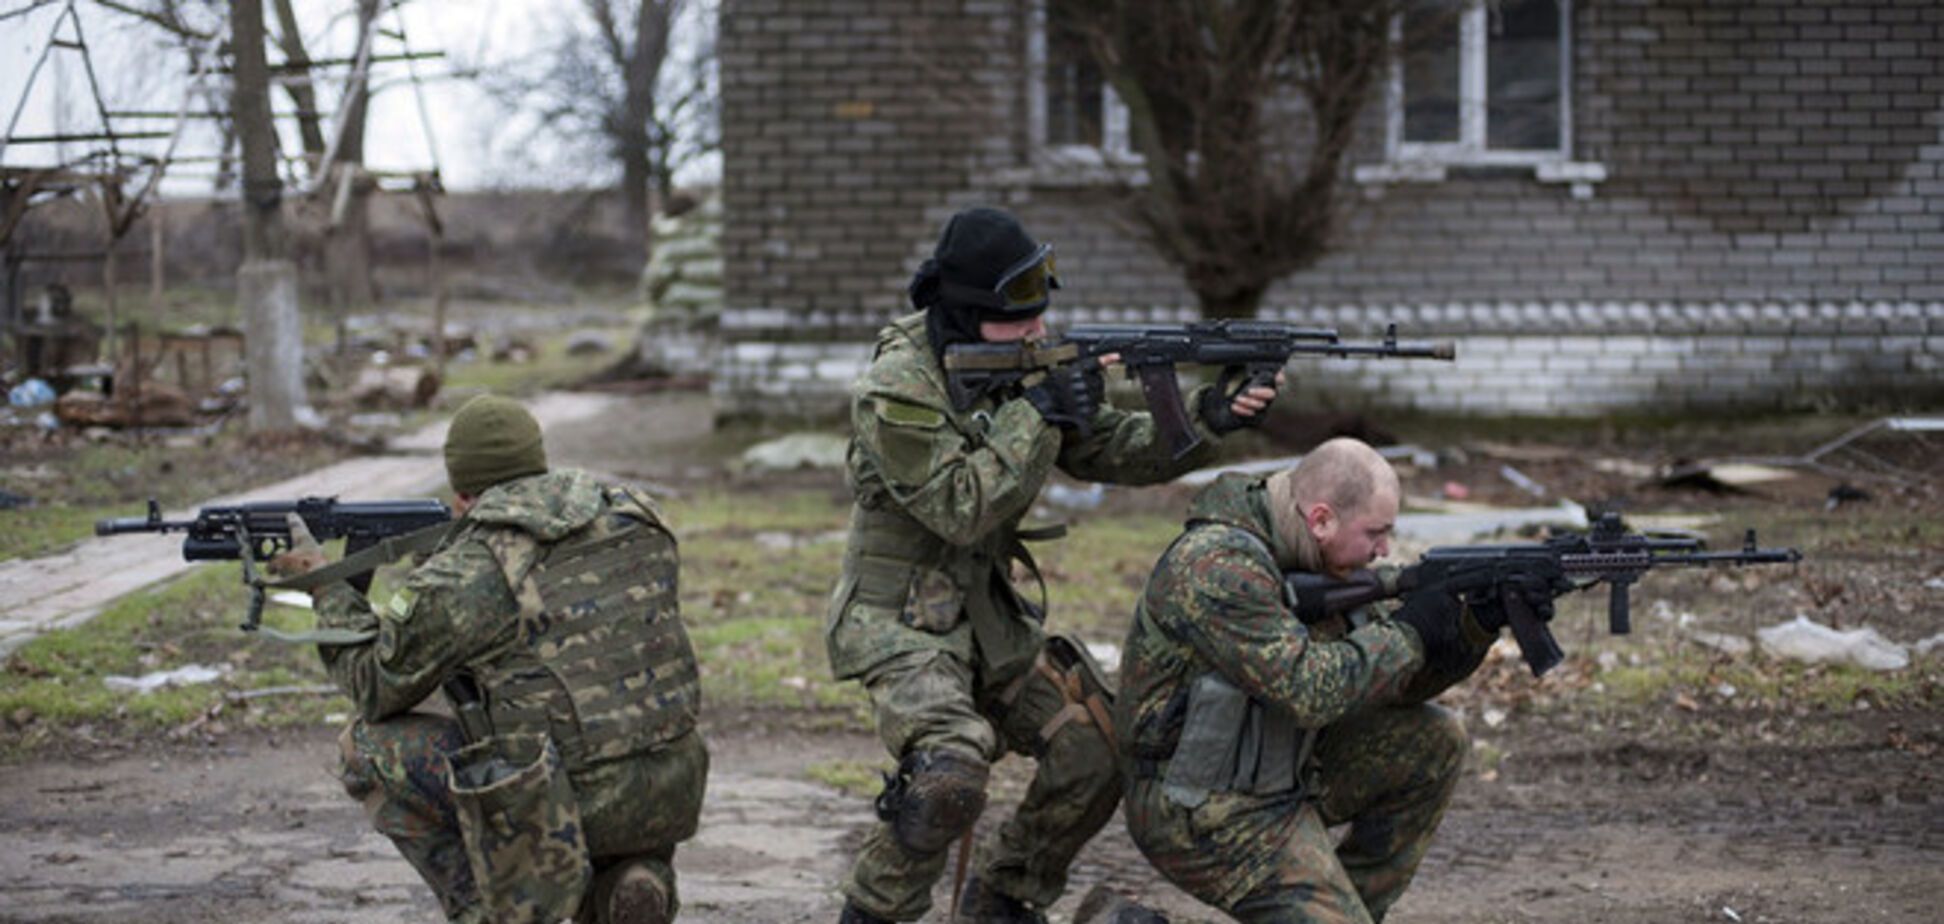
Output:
top-left (488, 0), bottom-right (717, 258)
top-left (1057, 1), bottom-right (1407, 318)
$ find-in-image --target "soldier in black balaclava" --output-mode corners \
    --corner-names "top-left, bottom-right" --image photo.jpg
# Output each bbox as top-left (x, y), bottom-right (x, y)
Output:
top-left (826, 206), bottom-right (1279, 924)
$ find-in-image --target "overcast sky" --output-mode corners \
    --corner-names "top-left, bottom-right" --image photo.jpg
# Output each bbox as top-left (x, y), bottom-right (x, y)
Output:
top-left (0, 0), bottom-right (717, 196)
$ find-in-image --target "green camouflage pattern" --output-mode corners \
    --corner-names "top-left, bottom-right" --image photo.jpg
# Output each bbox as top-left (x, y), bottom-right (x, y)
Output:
top-left (447, 732), bottom-right (591, 923)
top-left (843, 647), bottom-right (1123, 920)
top-left (315, 470), bottom-right (707, 921)
top-left (830, 313), bottom-right (1228, 921)
top-left (828, 312), bottom-right (1222, 682)
top-left (1117, 473), bottom-right (1442, 913)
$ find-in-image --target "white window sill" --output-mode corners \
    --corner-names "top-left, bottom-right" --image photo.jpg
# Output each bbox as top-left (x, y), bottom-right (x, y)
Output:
top-left (1355, 159), bottom-right (1609, 199)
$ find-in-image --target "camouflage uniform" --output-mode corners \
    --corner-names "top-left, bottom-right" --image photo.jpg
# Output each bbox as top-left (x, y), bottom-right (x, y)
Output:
top-left (828, 312), bottom-right (1226, 921)
top-left (1117, 473), bottom-right (1474, 924)
top-left (316, 470), bottom-right (708, 923)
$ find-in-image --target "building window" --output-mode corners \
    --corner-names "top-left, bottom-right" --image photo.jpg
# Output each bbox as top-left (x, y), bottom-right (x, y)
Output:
top-left (1028, 1), bottom-right (1132, 162)
top-left (1390, 0), bottom-right (1571, 166)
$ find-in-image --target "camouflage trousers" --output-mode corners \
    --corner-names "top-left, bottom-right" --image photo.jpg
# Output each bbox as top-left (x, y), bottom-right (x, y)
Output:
top-left (337, 712), bottom-right (708, 923)
top-left (1133, 703), bottom-right (1467, 924)
top-left (843, 646), bottom-right (1123, 921)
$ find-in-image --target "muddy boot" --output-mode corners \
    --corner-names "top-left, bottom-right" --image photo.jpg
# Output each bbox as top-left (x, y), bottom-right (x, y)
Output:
top-left (588, 859), bottom-right (671, 924)
top-left (953, 875), bottom-right (1047, 924)
top-left (839, 899), bottom-right (896, 924)
top-left (1074, 884), bottom-right (1170, 924)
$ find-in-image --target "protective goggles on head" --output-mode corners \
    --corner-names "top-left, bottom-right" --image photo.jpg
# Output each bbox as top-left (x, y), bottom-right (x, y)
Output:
top-left (939, 244), bottom-right (1061, 318)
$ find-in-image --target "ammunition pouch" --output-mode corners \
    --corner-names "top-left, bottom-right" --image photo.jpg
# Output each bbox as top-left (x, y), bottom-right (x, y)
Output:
top-left (1159, 673), bottom-right (1303, 810)
top-left (446, 733), bottom-right (591, 923)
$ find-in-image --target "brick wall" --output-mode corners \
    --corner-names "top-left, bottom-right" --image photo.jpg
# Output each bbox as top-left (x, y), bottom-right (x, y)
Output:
top-left (716, 0), bottom-right (1944, 419)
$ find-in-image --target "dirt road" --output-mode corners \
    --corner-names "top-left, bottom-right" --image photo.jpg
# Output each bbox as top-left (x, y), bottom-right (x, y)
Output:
top-left (1, 715), bottom-right (1938, 923)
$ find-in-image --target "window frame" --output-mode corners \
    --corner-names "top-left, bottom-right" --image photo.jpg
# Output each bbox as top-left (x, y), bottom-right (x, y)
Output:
top-left (1026, 0), bottom-right (1136, 166)
top-left (1386, 0), bottom-right (1575, 168)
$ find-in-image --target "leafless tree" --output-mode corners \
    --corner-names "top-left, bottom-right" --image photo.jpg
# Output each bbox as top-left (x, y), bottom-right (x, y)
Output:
top-left (487, 0), bottom-right (718, 259)
top-left (1056, 1), bottom-right (1410, 318)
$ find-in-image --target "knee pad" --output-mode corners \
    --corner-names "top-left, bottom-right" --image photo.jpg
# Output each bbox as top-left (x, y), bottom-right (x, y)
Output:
top-left (874, 749), bottom-right (990, 854)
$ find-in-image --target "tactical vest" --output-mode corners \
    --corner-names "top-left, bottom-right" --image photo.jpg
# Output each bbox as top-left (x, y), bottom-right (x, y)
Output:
top-left (470, 505), bottom-right (699, 770)
top-left (1148, 520), bottom-right (1312, 807)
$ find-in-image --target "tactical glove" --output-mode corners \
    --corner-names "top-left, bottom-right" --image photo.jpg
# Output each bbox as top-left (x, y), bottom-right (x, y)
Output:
top-left (1468, 560), bottom-right (1577, 634)
top-left (1023, 363), bottom-right (1103, 433)
top-left (266, 511), bottom-right (330, 578)
top-left (1391, 584), bottom-right (1469, 675)
top-left (1197, 364), bottom-right (1276, 435)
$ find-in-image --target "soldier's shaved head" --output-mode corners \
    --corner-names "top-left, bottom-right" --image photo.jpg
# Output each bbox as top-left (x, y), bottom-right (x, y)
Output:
top-left (1269, 438), bottom-right (1399, 520)
top-left (1267, 438), bottom-right (1401, 576)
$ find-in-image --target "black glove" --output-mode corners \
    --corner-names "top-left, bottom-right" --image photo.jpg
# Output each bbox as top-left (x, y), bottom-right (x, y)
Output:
top-left (1197, 365), bottom-right (1274, 436)
top-left (1023, 363), bottom-right (1103, 433)
top-left (1468, 560), bottom-right (1577, 634)
top-left (1391, 585), bottom-right (1468, 674)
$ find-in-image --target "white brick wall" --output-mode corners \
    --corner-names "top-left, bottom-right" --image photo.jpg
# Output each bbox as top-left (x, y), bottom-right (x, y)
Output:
top-left (714, 300), bottom-right (1944, 419)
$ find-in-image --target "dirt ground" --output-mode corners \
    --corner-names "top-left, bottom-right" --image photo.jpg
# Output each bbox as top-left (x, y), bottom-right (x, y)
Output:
top-left (3, 394), bottom-right (1941, 923)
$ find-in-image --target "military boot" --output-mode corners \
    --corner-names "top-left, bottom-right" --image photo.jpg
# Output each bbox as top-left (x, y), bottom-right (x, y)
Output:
top-left (953, 875), bottom-right (1048, 924)
top-left (839, 899), bottom-right (896, 924)
top-left (588, 859), bottom-right (671, 924)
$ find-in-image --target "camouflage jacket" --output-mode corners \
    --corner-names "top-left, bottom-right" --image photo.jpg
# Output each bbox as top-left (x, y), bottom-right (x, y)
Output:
top-left (314, 470), bottom-right (690, 736)
top-left (825, 311), bottom-right (1224, 683)
top-left (1116, 473), bottom-right (1424, 906)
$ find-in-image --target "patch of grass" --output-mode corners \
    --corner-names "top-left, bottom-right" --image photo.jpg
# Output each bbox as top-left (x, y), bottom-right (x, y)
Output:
top-left (806, 758), bottom-right (892, 797)
top-left (441, 326), bottom-right (631, 396)
top-left (0, 433), bottom-right (346, 563)
top-left (0, 505), bottom-right (105, 560)
top-left (1037, 511), bottom-right (1182, 639)
top-left (690, 614), bottom-right (864, 712)
top-left (0, 566), bottom-right (352, 757)
top-left (1589, 644), bottom-right (1941, 713)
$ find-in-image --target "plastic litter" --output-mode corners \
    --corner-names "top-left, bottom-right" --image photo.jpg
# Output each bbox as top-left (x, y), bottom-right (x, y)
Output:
top-left (1755, 615), bottom-right (1909, 672)
top-left (103, 664), bottom-right (231, 694)
top-left (1045, 482), bottom-right (1106, 510)
top-left (9, 378), bottom-right (55, 407)
top-left (1498, 464), bottom-right (1547, 498)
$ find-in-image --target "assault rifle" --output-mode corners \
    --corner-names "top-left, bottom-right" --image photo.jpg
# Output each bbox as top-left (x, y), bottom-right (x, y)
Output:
top-left (96, 497), bottom-right (452, 633)
top-left (942, 320), bottom-right (1454, 458)
top-left (1283, 512), bottom-right (1803, 677)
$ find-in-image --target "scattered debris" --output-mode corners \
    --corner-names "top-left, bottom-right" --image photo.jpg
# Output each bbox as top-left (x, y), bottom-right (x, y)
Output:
top-left (54, 384), bottom-right (197, 428)
top-left (1756, 616), bottom-right (1909, 672)
top-left (1686, 629), bottom-right (1753, 658)
top-left (1175, 454), bottom-right (1304, 487)
top-left (1658, 462), bottom-right (1799, 494)
top-left (1591, 457), bottom-right (1656, 479)
top-left (9, 378), bottom-right (56, 407)
top-left (1045, 482), bottom-right (1106, 510)
top-left (349, 365), bottom-right (440, 409)
top-left (0, 488), bottom-right (32, 509)
top-left (1442, 480), bottom-right (1470, 500)
top-left (1499, 464), bottom-right (1548, 498)
top-left (738, 433), bottom-right (849, 472)
top-left (1925, 578), bottom-right (1944, 591)
top-left (1914, 633), bottom-right (1944, 657)
top-left (1824, 483), bottom-right (1870, 511)
top-left (103, 664), bottom-right (231, 694)
top-left (565, 331), bottom-right (613, 355)
top-left (1394, 499), bottom-right (1588, 543)
top-left (1470, 441), bottom-right (1575, 463)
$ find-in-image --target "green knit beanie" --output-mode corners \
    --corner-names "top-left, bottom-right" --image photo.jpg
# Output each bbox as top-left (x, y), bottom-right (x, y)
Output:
top-left (444, 395), bottom-right (548, 496)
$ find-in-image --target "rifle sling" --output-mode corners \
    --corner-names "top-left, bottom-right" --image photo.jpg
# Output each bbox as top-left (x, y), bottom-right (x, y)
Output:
top-left (252, 522), bottom-right (454, 646)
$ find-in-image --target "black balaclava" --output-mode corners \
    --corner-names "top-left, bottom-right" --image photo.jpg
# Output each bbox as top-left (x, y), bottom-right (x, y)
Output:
top-left (911, 207), bottom-right (1059, 360)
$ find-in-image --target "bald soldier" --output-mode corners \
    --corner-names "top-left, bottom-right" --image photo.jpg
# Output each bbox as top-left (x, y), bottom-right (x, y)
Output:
top-left (1115, 438), bottom-right (1554, 923)
top-left (269, 395), bottom-right (707, 924)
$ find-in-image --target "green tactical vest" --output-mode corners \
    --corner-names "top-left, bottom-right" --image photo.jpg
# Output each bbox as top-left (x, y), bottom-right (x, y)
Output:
top-left (830, 316), bottom-right (1049, 682)
top-left (472, 502), bottom-right (699, 769)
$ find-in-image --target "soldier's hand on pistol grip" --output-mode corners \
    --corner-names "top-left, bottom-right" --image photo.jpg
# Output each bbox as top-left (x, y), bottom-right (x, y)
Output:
top-left (1468, 559), bottom-right (1577, 634)
top-left (1198, 366), bottom-right (1285, 435)
top-left (1392, 584), bottom-right (1470, 675)
top-left (1023, 362), bottom-right (1104, 432)
top-left (266, 512), bottom-right (330, 578)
